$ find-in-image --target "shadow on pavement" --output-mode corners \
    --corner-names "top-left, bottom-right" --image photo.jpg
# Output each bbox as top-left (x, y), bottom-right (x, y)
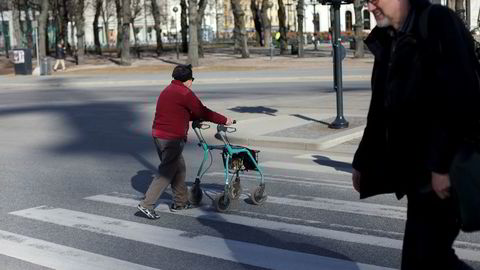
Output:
top-left (311, 155), bottom-right (352, 174)
top-left (196, 212), bottom-right (362, 270)
top-left (291, 114), bottom-right (330, 125)
top-left (228, 106), bottom-right (277, 116)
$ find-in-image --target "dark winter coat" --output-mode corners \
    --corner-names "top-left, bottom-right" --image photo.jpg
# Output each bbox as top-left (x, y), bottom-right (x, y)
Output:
top-left (56, 45), bottom-right (65, 59)
top-left (352, 1), bottom-right (480, 199)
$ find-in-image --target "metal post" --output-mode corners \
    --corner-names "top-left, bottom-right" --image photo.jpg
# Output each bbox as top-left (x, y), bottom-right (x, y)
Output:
top-left (466, 0), bottom-right (471, 29)
top-left (270, 41), bottom-right (273, 60)
top-left (144, 0), bottom-right (148, 44)
top-left (173, 7), bottom-right (179, 59)
top-left (329, 0), bottom-right (348, 129)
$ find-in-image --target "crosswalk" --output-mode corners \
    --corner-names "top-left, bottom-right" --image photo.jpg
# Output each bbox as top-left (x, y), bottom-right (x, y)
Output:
top-left (2, 152), bottom-right (480, 270)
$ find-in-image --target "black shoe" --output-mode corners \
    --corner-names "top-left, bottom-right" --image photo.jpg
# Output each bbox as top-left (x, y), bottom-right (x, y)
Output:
top-left (137, 204), bottom-right (160, 219)
top-left (170, 202), bottom-right (193, 212)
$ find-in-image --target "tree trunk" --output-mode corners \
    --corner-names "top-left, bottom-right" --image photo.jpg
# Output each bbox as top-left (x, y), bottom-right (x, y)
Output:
top-left (277, 0), bottom-right (287, 54)
top-left (250, 0), bottom-right (263, 46)
top-left (121, 0), bottom-right (131, 65)
top-left (11, 1), bottom-right (22, 48)
top-left (38, 0), bottom-right (49, 58)
top-left (260, 0), bottom-right (271, 48)
top-left (24, 6), bottom-right (34, 51)
top-left (296, 0), bottom-right (304, 57)
top-left (353, 0), bottom-right (364, 58)
top-left (94, 0), bottom-right (103, 55)
top-left (181, 0), bottom-right (188, 53)
top-left (0, 1), bottom-right (9, 57)
top-left (197, 0), bottom-right (208, 57)
top-left (115, 0), bottom-right (123, 57)
top-left (455, 0), bottom-right (466, 24)
top-left (188, 0), bottom-right (199, 66)
top-left (447, 0), bottom-right (455, 11)
top-left (75, 0), bottom-right (86, 64)
top-left (62, 0), bottom-right (69, 48)
top-left (151, 0), bottom-right (163, 56)
top-left (231, 0), bottom-right (249, 57)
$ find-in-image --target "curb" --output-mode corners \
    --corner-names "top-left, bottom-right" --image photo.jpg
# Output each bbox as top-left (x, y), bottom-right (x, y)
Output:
top-left (226, 125), bottom-right (365, 151)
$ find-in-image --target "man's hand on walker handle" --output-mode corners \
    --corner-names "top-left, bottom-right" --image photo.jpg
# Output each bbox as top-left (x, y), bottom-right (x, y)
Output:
top-left (225, 118), bottom-right (235, 126)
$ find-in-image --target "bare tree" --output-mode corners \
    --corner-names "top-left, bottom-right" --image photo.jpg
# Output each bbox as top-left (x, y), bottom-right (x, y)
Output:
top-left (150, 0), bottom-right (163, 55)
top-left (0, 0), bottom-right (9, 57)
top-left (71, 0), bottom-right (86, 64)
top-left (180, 0), bottom-right (188, 53)
top-left (38, 0), bottom-right (49, 58)
top-left (121, 0), bottom-right (131, 64)
top-left (277, 0), bottom-right (287, 54)
top-left (188, 0), bottom-right (199, 66)
top-left (260, 0), bottom-right (271, 48)
top-left (115, 0), bottom-right (123, 56)
top-left (353, 0), bottom-right (364, 58)
top-left (296, 0), bottom-right (304, 57)
top-left (11, 0), bottom-right (22, 48)
top-left (196, 0), bottom-right (207, 57)
top-left (94, 0), bottom-right (104, 54)
top-left (100, 0), bottom-right (115, 49)
top-left (231, 0), bottom-right (249, 57)
top-left (250, 0), bottom-right (263, 46)
top-left (129, 0), bottom-right (142, 51)
top-left (455, 0), bottom-right (466, 24)
top-left (20, 1), bottom-right (34, 50)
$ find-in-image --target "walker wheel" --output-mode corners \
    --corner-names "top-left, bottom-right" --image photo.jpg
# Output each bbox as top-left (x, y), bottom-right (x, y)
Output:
top-left (228, 177), bottom-right (242, 200)
top-left (189, 184), bottom-right (203, 205)
top-left (214, 193), bottom-right (231, 212)
top-left (250, 186), bottom-right (267, 205)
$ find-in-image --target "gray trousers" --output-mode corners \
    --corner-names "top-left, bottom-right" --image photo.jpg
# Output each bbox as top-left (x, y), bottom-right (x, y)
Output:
top-left (140, 138), bottom-right (187, 209)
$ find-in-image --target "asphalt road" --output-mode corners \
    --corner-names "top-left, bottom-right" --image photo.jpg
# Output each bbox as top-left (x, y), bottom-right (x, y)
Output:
top-left (1, 68), bottom-right (479, 270)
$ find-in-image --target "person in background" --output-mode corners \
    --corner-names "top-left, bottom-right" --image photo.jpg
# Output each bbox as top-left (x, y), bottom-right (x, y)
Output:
top-left (53, 40), bottom-right (66, 72)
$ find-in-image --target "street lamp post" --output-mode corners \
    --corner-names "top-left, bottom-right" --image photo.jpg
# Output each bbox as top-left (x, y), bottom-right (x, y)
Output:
top-left (319, 0), bottom-right (351, 129)
top-left (173, 6), bottom-right (179, 59)
top-left (144, 0), bottom-right (148, 44)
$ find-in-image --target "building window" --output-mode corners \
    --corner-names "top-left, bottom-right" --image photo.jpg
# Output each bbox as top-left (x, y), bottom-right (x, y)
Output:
top-left (363, 10), bottom-right (370, 30)
top-left (345, 11), bottom-right (352, 31)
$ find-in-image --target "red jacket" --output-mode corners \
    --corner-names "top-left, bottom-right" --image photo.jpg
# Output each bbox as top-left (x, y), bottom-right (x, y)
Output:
top-left (152, 80), bottom-right (227, 140)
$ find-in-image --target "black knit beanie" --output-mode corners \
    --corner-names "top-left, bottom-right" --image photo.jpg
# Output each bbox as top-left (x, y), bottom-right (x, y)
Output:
top-left (172, 64), bottom-right (193, 82)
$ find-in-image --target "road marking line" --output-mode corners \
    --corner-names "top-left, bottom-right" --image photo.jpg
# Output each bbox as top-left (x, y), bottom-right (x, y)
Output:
top-left (10, 206), bottom-right (395, 270)
top-left (204, 172), bottom-right (352, 189)
top-left (294, 154), bottom-right (353, 163)
top-left (83, 193), bottom-right (480, 263)
top-left (260, 161), bottom-right (352, 175)
top-left (0, 229), bottom-right (159, 270)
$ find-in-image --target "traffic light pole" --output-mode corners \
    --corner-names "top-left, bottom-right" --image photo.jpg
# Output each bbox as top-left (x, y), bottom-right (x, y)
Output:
top-left (328, 0), bottom-right (349, 129)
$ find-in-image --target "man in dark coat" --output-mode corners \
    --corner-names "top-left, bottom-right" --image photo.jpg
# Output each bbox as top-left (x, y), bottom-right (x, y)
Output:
top-left (352, 0), bottom-right (480, 269)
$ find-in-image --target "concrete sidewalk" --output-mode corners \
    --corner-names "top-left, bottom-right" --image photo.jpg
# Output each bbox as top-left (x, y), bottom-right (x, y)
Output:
top-left (188, 92), bottom-right (370, 152)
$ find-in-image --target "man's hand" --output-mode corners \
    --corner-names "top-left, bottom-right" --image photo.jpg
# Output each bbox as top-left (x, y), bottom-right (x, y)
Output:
top-left (432, 172), bottom-right (451, 199)
top-left (352, 168), bottom-right (361, 193)
top-left (225, 117), bottom-right (234, 126)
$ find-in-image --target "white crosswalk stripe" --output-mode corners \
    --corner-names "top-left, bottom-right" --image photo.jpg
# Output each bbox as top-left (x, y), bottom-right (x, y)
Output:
top-left (83, 192), bottom-right (480, 263)
top-left (0, 230), bottom-right (159, 270)
top-left (261, 161), bottom-right (352, 175)
top-left (10, 206), bottom-right (396, 270)
top-left (205, 171), bottom-right (353, 189)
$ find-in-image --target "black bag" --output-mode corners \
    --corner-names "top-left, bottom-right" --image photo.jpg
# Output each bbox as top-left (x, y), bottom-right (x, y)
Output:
top-left (450, 140), bottom-right (480, 232)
